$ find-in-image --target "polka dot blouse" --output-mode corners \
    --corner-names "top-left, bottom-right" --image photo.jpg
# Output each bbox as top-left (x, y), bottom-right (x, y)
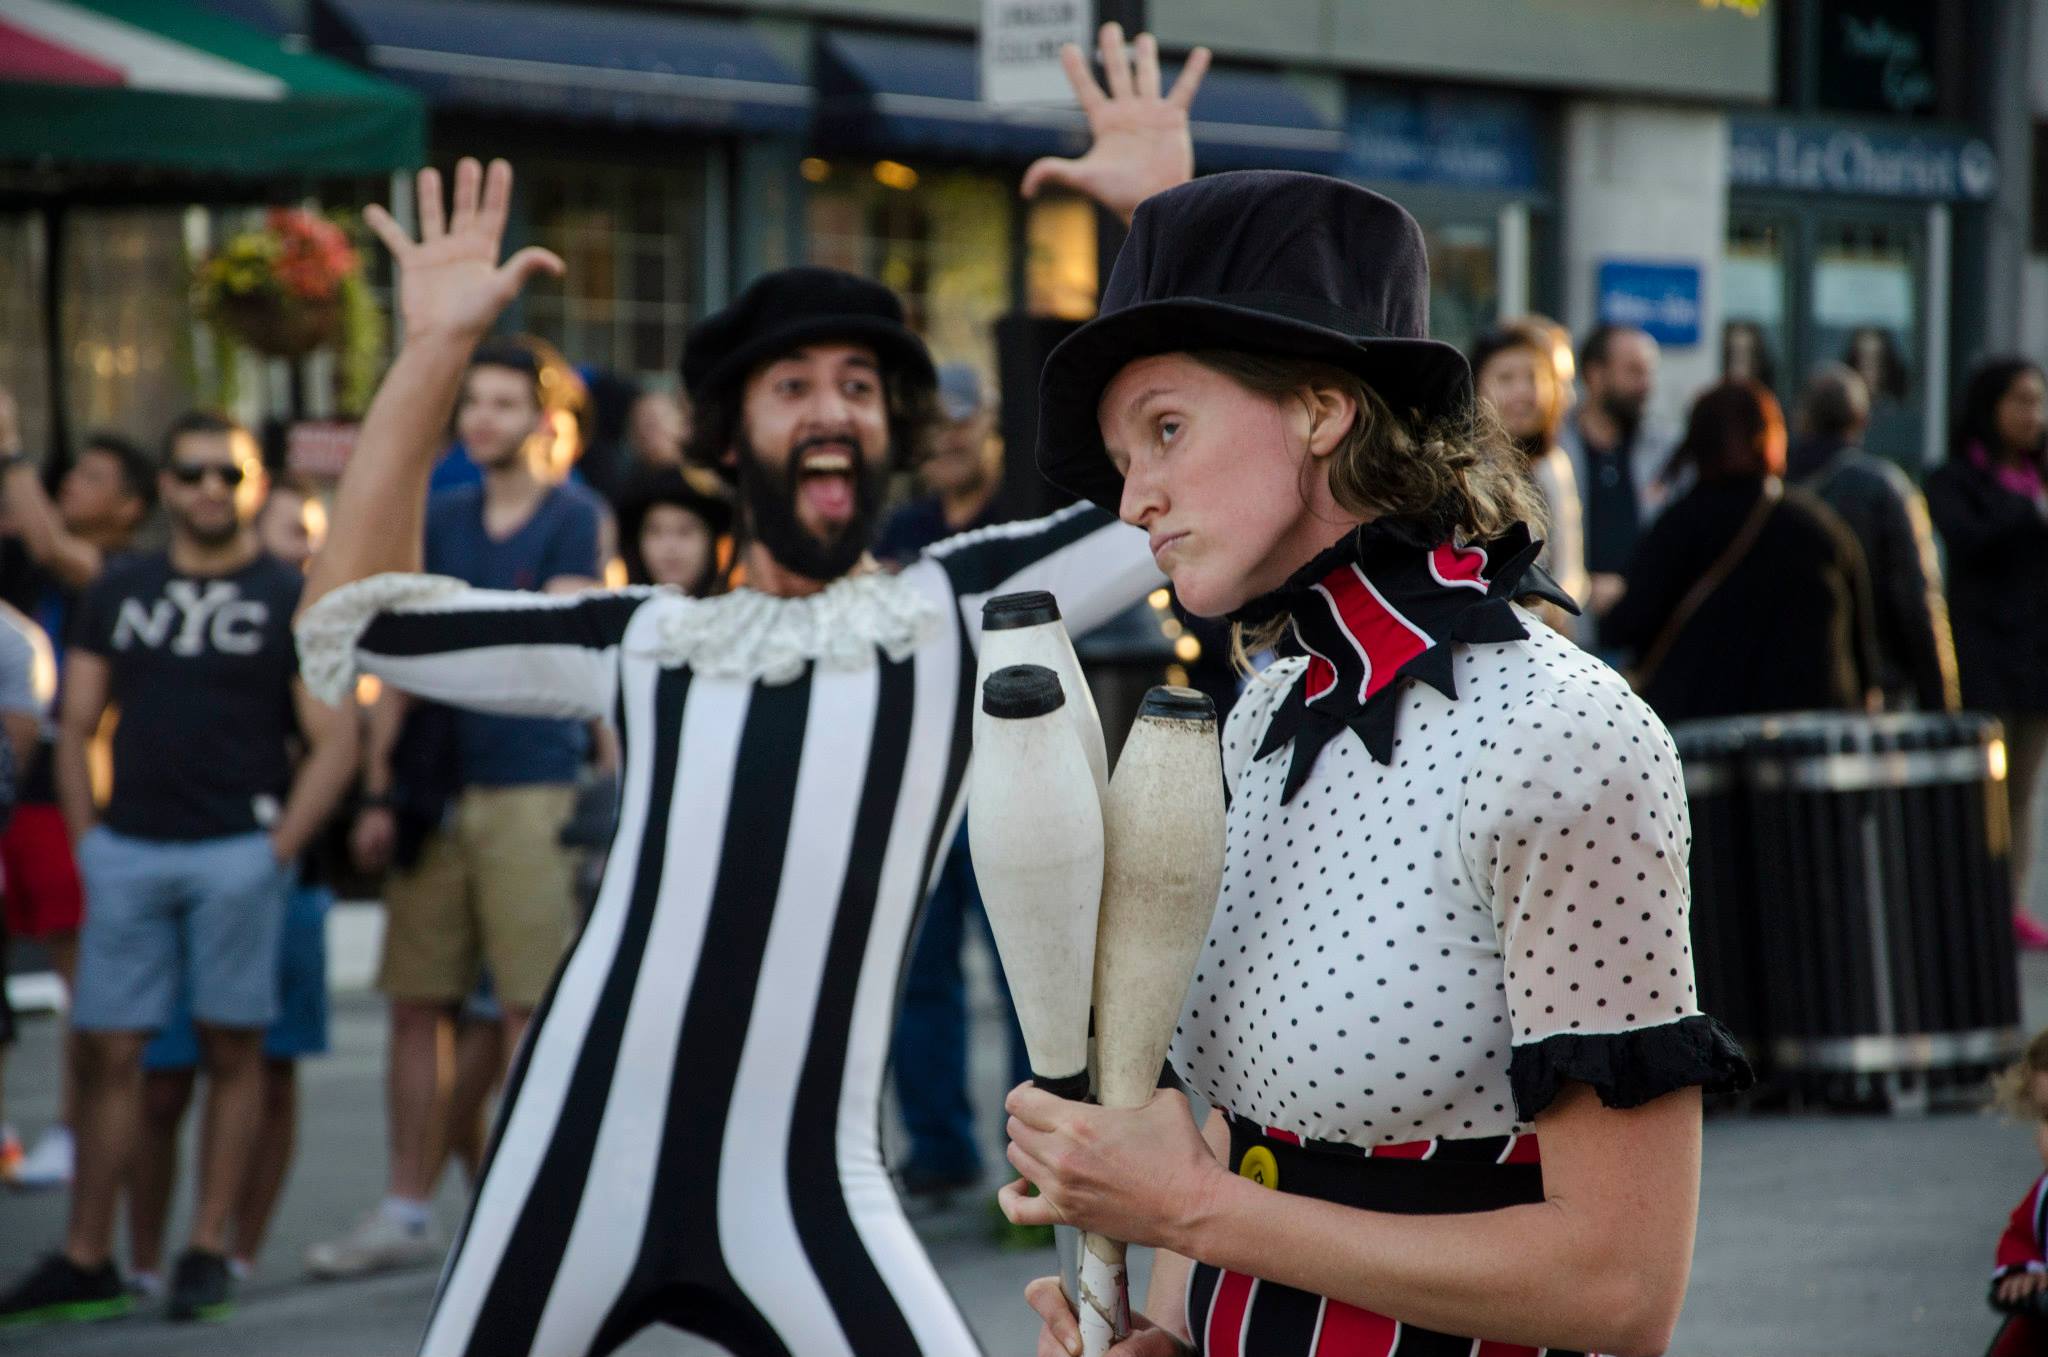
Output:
top-left (1168, 615), bottom-right (1746, 1147)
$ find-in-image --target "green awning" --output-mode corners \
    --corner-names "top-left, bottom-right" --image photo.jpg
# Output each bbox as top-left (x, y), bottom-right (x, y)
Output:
top-left (0, 0), bottom-right (424, 177)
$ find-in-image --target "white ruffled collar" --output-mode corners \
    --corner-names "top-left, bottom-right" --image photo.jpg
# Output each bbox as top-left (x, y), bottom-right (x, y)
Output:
top-left (635, 568), bottom-right (943, 685)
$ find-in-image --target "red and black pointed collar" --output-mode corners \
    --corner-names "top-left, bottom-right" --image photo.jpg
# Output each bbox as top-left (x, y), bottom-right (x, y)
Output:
top-left (1235, 520), bottom-right (1578, 803)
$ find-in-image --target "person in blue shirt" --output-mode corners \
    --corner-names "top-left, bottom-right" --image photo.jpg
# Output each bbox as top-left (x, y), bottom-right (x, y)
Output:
top-left (308, 337), bottom-right (607, 1281)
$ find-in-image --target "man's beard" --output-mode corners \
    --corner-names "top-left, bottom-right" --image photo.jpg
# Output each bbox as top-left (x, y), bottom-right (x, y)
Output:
top-left (173, 510), bottom-right (242, 549)
top-left (1601, 391), bottom-right (1647, 440)
top-left (735, 429), bottom-right (888, 582)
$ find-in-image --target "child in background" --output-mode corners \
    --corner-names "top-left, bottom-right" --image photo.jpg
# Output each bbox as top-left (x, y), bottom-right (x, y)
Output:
top-left (1991, 1030), bottom-right (2048, 1356)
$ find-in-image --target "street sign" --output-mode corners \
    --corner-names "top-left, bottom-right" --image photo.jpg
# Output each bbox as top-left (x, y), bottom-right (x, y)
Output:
top-left (1597, 260), bottom-right (1703, 347)
top-left (981, 0), bottom-right (1091, 107)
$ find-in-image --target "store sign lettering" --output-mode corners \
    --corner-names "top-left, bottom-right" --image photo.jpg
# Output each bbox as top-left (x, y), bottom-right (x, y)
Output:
top-left (1597, 261), bottom-right (1703, 348)
top-left (1838, 16), bottom-right (1934, 114)
top-left (981, 0), bottom-right (1090, 106)
top-left (1343, 90), bottom-right (1541, 192)
top-left (1728, 119), bottom-right (1996, 201)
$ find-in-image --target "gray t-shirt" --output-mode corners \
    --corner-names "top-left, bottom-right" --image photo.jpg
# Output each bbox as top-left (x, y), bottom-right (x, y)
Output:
top-left (0, 601), bottom-right (53, 725)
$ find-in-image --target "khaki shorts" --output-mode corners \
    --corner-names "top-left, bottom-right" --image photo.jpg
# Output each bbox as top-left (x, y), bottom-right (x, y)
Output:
top-left (379, 784), bottom-right (579, 1010)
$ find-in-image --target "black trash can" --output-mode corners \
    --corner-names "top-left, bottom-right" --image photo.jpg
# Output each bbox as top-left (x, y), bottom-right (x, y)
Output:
top-left (1674, 712), bottom-right (2024, 1110)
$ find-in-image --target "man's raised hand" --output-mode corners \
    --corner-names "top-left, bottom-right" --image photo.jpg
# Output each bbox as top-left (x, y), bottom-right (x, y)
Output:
top-left (1020, 25), bottom-right (1210, 225)
top-left (363, 158), bottom-right (563, 346)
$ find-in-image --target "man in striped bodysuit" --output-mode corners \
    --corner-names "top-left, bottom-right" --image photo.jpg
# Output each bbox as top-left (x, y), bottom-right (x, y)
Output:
top-left (296, 28), bottom-right (1207, 1356)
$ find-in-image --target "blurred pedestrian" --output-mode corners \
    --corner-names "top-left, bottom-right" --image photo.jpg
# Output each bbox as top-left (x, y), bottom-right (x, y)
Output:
top-left (1560, 324), bottom-right (1676, 619)
top-left (126, 478), bottom-right (340, 1295)
top-left (627, 389), bottom-right (688, 470)
top-left (1988, 1029), bottom-right (2048, 1356)
top-left (870, 364), bottom-right (1032, 1204)
top-left (1845, 324), bottom-right (1910, 403)
top-left (874, 364), bottom-right (1005, 567)
top-left (1925, 357), bottom-right (2048, 947)
top-left (1470, 322), bottom-right (1588, 631)
top-left (0, 412), bottom-right (356, 1326)
top-left (1722, 319), bottom-right (1779, 393)
top-left (1789, 363), bottom-right (1957, 712)
top-left (0, 386), bottom-right (153, 1190)
top-left (253, 476), bottom-right (328, 568)
top-left (1602, 379), bottom-right (1879, 723)
top-left (614, 463), bottom-right (729, 593)
top-left (307, 338), bottom-right (605, 1281)
top-left (0, 598), bottom-right (55, 1184)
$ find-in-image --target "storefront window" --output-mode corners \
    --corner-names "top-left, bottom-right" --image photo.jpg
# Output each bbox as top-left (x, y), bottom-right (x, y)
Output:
top-left (63, 209), bottom-right (196, 447)
top-left (1420, 218), bottom-right (1497, 354)
top-left (1026, 194), bottom-right (1097, 322)
top-left (1812, 218), bottom-right (1920, 460)
top-left (523, 161), bottom-right (705, 388)
top-left (805, 160), bottom-right (1015, 381)
top-left (1727, 208), bottom-right (1927, 465)
top-left (0, 217), bottom-right (50, 455)
top-left (1722, 217), bottom-right (1789, 395)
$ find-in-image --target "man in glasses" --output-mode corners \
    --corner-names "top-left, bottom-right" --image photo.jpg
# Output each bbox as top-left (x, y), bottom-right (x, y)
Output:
top-left (0, 412), bottom-right (358, 1325)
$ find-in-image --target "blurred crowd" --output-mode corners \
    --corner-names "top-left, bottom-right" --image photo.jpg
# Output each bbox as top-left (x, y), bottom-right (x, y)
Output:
top-left (1, 295), bottom-right (2046, 1320)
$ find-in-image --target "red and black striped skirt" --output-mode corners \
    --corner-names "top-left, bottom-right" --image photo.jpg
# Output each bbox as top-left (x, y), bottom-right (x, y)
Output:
top-left (1183, 1116), bottom-right (1590, 1357)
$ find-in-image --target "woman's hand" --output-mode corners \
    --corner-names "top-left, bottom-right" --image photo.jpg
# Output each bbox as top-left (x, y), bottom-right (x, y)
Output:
top-left (1019, 24), bottom-right (1210, 225)
top-left (999, 1084), bottom-right (1226, 1252)
top-left (363, 158), bottom-right (564, 347)
top-left (1024, 1275), bottom-right (1193, 1357)
top-left (1997, 1270), bottom-right (2048, 1306)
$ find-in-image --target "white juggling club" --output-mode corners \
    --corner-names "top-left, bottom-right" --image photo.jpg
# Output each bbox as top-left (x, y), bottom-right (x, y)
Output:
top-left (978, 591), bottom-right (1108, 800)
top-left (1079, 685), bottom-right (1228, 1357)
top-left (968, 662), bottom-right (1104, 1104)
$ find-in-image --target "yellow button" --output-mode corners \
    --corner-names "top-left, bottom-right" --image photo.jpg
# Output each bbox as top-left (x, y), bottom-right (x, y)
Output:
top-left (1238, 1145), bottom-right (1279, 1190)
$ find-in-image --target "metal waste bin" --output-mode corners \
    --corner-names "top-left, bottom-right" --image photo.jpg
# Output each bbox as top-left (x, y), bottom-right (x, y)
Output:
top-left (1673, 712), bottom-right (2023, 1110)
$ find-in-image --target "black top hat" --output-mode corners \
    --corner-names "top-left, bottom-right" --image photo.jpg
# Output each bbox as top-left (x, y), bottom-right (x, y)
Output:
top-left (1036, 171), bottom-right (1472, 515)
top-left (681, 266), bottom-right (936, 406)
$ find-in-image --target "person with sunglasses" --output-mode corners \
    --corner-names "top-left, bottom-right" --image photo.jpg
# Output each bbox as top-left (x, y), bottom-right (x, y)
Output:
top-left (0, 412), bottom-right (359, 1326)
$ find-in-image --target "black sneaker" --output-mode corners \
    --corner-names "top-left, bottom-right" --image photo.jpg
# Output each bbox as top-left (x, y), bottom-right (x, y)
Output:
top-left (0, 1252), bottom-right (132, 1327)
top-left (166, 1249), bottom-right (232, 1323)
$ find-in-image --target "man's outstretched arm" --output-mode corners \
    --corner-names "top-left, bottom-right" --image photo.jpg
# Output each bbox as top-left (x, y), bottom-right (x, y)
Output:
top-left (300, 157), bottom-right (562, 617)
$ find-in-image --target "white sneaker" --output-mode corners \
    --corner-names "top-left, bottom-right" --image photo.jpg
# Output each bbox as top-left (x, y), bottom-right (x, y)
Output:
top-left (304, 1207), bottom-right (445, 1279)
top-left (14, 1125), bottom-right (73, 1189)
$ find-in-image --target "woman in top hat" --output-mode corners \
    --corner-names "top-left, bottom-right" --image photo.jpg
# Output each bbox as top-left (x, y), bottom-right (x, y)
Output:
top-left (1000, 166), bottom-right (1752, 1357)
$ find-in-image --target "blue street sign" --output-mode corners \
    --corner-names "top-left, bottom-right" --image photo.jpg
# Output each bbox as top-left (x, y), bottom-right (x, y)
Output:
top-left (1598, 261), bottom-right (1704, 347)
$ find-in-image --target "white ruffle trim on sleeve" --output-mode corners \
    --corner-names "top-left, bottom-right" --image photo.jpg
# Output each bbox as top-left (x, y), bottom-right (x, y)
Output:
top-left (294, 572), bottom-right (469, 704)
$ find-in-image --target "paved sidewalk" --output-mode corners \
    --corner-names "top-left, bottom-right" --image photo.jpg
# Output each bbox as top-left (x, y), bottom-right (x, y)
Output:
top-left (0, 940), bottom-right (2037, 1355)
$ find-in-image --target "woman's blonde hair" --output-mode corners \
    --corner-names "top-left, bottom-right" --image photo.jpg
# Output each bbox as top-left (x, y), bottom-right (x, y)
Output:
top-left (1993, 1028), bottom-right (2048, 1118)
top-left (1185, 350), bottom-right (1548, 671)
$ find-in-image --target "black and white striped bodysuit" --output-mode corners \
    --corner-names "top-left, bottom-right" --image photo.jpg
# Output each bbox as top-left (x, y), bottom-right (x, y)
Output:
top-left (296, 504), bottom-right (1158, 1357)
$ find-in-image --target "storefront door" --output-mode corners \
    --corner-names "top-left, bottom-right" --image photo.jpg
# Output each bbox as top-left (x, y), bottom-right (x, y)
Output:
top-left (1725, 201), bottom-right (1940, 469)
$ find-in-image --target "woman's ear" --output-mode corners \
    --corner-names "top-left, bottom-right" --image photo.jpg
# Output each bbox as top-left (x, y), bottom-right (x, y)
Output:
top-left (1302, 384), bottom-right (1360, 460)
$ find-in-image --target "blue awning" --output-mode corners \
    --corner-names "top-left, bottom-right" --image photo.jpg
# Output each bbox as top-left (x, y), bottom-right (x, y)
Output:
top-left (324, 0), bottom-right (809, 135)
top-left (818, 32), bottom-right (1340, 171)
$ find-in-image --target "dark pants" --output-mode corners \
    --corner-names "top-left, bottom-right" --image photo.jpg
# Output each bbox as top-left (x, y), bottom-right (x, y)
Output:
top-left (890, 829), bottom-right (1029, 1179)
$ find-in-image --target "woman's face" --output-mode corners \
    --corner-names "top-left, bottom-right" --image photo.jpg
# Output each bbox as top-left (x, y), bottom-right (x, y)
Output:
top-left (1476, 347), bottom-right (1552, 442)
top-left (639, 503), bottom-right (715, 593)
top-left (1098, 353), bottom-right (1357, 618)
top-left (1996, 369), bottom-right (2047, 458)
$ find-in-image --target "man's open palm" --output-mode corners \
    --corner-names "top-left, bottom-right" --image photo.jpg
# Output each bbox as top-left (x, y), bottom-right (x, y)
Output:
top-left (1020, 25), bottom-right (1210, 223)
top-left (363, 158), bottom-right (563, 344)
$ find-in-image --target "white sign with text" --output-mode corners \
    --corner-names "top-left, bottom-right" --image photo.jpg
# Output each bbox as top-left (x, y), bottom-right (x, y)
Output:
top-left (981, 0), bottom-right (1090, 106)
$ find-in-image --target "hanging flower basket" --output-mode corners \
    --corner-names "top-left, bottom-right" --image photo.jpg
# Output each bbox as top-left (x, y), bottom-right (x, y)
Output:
top-left (196, 209), bottom-right (361, 359)
top-left (212, 292), bottom-right (343, 359)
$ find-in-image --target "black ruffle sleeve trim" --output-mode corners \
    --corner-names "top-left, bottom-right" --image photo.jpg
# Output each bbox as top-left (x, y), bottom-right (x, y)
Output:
top-left (1507, 1015), bottom-right (1754, 1122)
